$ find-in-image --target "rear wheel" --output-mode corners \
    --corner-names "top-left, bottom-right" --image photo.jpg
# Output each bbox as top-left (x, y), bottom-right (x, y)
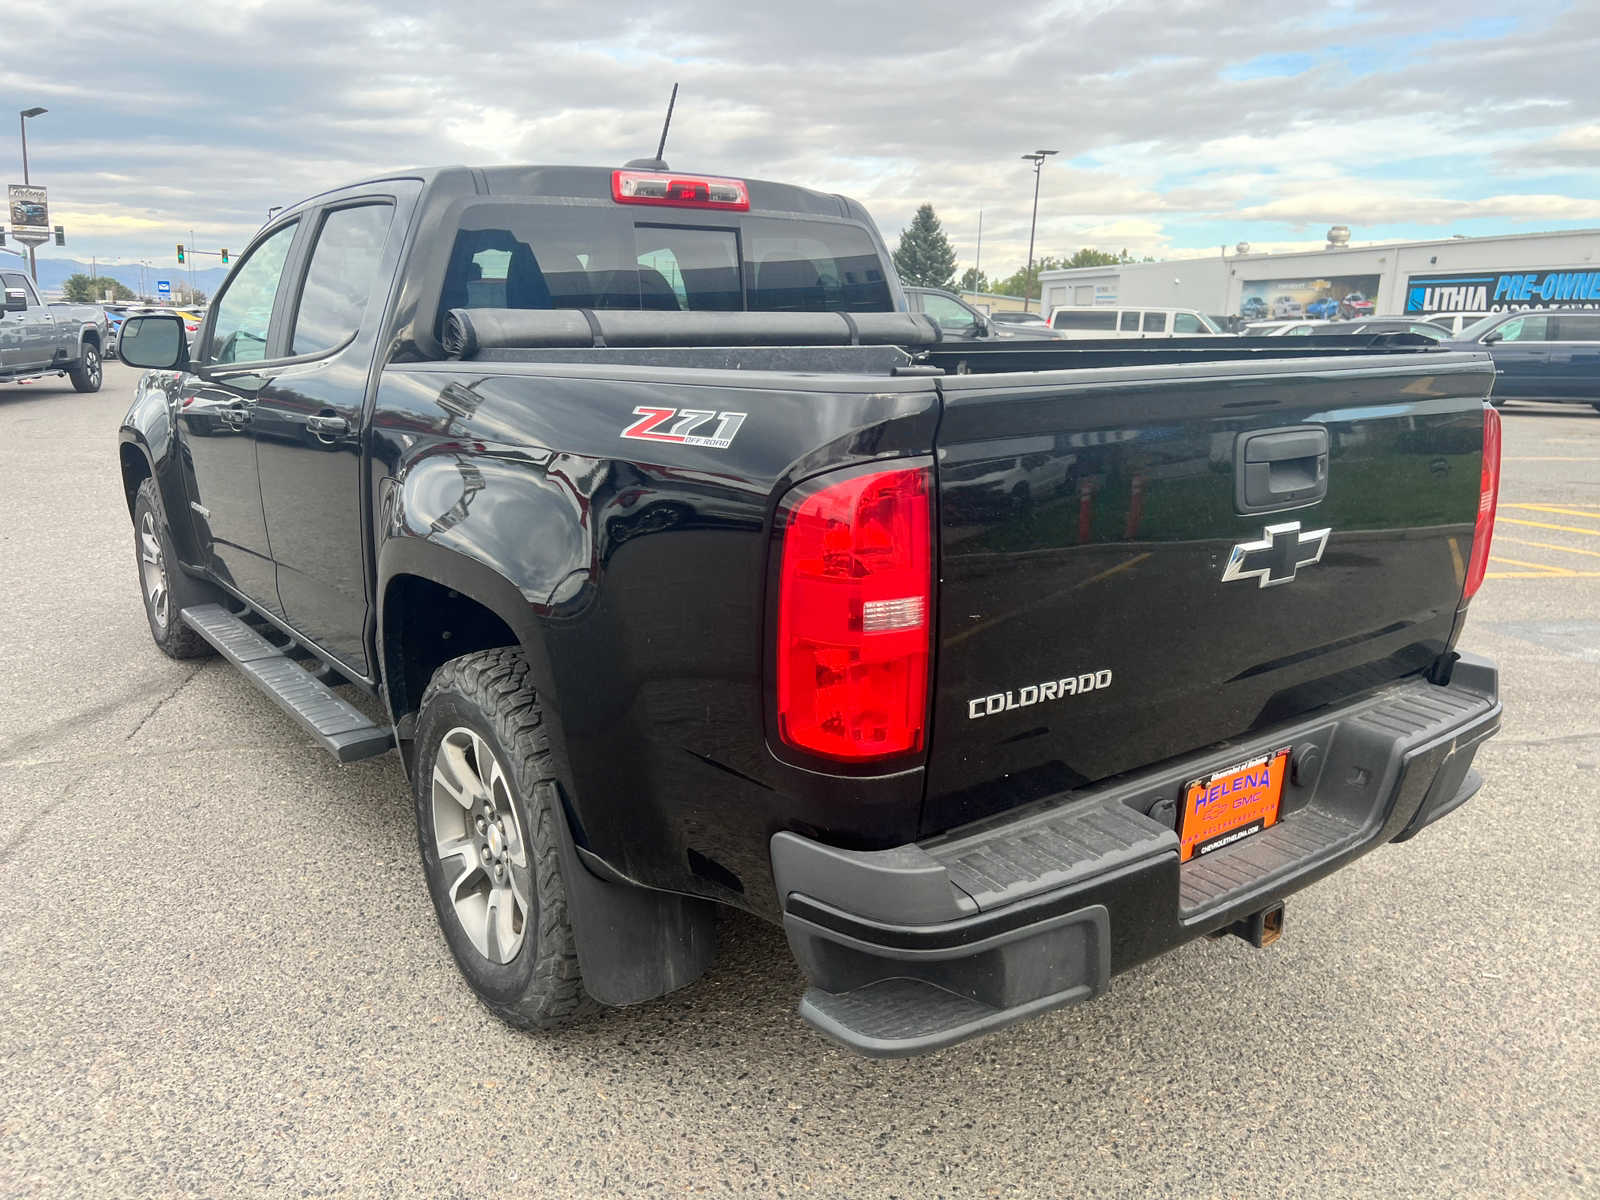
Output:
top-left (132, 477), bottom-right (212, 659)
top-left (414, 648), bottom-right (596, 1030)
top-left (68, 344), bottom-right (102, 393)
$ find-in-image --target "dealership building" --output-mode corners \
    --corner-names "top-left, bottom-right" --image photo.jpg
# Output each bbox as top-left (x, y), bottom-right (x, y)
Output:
top-left (1036, 226), bottom-right (1600, 321)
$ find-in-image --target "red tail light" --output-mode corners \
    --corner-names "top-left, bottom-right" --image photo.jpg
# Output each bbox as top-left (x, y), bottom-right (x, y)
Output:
top-left (612, 169), bottom-right (750, 211)
top-left (775, 464), bottom-right (933, 762)
top-left (1463, 405), bottom-right (1502, 600)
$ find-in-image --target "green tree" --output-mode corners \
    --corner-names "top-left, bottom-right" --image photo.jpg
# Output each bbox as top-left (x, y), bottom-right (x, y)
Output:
top-left (956, 267), bottom-right (989, 294)
top-left (893, 204), bottom-right (958, 289)
top-left (62, 273), bottom-right (135, 302)
top-left (990, 255), bottom-right (1062, 299)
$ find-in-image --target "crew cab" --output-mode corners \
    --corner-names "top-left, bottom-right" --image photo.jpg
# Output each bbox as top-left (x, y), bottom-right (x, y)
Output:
top-left (116, 164), bottom-right (1503, 1057)
top-left (0, 269), bottom-right (106, 390)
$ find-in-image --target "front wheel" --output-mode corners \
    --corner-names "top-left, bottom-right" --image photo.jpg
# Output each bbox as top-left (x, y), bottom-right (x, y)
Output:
top-left (132, 477), bottom-right (214, 658)
top-left (68, 344), bottom-right (102, 393)
top-left (414, 648), bottom-right (597, 1030)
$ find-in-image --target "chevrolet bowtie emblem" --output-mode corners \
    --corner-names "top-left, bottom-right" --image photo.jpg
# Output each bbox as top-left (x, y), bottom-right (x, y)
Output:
top-left (1221, 522), bottom-right (1331, 588)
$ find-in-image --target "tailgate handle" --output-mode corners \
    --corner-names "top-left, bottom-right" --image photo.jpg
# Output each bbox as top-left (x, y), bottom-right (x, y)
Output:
top-left (1236, 426), bottom-right (1328, 513)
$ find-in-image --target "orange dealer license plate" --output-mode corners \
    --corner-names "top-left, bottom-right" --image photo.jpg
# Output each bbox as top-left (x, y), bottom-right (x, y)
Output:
top-left (1178, 747), bottom-right (1291, 863)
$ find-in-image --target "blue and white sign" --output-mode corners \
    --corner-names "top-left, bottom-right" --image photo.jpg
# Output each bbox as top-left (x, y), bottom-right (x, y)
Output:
top-left (156, 279), bottom-right (171, 297)
top-left (1405, 268), bottom-right (1600, 314)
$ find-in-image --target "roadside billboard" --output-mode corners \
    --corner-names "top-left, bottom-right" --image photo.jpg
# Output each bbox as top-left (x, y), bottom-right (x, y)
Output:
top-left (1239, 274), bottom-right (1380, 320)
top-left (8, 184), bottom-right (49, 243)
top-left (1403, 268), bottom-right (1600, 315)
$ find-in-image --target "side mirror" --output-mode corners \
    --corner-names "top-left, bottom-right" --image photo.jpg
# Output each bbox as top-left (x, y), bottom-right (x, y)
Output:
top-left (118, 314), bottom-right (190, 370)
top-left (1481, 330), bottom-right (1503, 345)
top-left (4, 288), bottom-right (26, 312)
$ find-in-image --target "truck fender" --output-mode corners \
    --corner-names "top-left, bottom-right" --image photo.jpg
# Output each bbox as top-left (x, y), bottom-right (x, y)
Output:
top-left (378, 535), bottom-right (715, 1007)
top-left (117, 373), bottom-right (207, 570)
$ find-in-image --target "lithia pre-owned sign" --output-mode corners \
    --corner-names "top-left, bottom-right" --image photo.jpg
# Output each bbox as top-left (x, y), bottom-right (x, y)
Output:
top-left (1405, 268), bottom-right (1600, 314)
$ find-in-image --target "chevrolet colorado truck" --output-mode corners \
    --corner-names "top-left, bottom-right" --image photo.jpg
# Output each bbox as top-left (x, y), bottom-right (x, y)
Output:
top-left (1, 268), bottom-right (106, 390)
top-left (116, 164), bottom-right (1503, 1057)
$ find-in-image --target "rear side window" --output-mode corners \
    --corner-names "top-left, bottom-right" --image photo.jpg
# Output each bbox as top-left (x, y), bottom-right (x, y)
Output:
top-left (1146, 312), bottom-right (1171, 332)
top-left (1052, 310), bottom-right (1116, 330)
top-left (292, 203), bottom-right (394, 356)
top-left (1554, 313), bottom-right (1600, 341)
top-left (436, 203), bottom-right (891, 330)
top-left (1119, 311), bottom-right (1139, 331)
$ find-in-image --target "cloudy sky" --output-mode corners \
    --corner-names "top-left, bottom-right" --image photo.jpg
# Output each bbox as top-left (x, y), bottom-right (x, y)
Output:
top-left (7, 0), bottom-right (1598, 279)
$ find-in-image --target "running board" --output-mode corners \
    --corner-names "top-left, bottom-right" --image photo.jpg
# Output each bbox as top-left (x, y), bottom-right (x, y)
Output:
top-left (180, 604), bottom-right (393, 762)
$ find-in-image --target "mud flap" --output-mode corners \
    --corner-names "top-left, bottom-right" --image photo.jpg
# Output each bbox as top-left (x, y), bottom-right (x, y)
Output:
top-left (541, 781), bottom-right (717, 1007)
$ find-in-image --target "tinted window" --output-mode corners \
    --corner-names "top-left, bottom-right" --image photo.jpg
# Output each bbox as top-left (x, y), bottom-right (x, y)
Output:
top-left (291, 204), bottom-right (393, 355)
top-left (437, 203), bottom-right (889, 329)
top-left (1175, 313), bottom-right (1209, 333)
top-left (1119, 311), bottom-right (1140, 331)
top-left (1052, 309), bottom-right (1116, 330)
top-left (1496, 314), bottom-right (1550, 343)
top-left (1555, 313), bottom-right (1600, 341)
top-left (208, 221), bottom-right (297, 365)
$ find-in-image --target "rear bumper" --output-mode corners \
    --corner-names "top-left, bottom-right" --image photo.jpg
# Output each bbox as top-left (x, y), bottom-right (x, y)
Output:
top-left (772, 654), bottom-right (1500, 1057)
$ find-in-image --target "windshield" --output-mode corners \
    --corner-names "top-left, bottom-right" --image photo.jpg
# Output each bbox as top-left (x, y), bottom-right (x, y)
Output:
top-left (437, 201), bottom-right (893, 335)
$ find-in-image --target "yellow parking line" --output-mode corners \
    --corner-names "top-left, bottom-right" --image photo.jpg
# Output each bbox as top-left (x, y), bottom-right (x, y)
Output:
top-left (1498, 537), bottom-right (1600, 560)
top-left (1499, 518), bottom-right (1600, 537)
top-left (1501, 504), bottom-right (1600, 521)
top-left (1487, 570), bottom-right (1600, 579)
top-left (1489, 556), bottom-right (1574, 575)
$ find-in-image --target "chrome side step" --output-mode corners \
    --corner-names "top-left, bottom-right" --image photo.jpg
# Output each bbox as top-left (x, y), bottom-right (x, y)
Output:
top-left (180, 604), bottom-right (393, 763)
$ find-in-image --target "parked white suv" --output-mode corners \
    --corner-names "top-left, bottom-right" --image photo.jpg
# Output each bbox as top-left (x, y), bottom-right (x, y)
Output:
top-left (1045, 305), bottom-right (1225, 339)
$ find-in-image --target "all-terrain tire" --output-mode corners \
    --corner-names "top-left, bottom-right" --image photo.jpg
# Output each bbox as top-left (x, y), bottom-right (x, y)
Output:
top-left (68, 343), bottom-right (102, 393)
top-left (414, 648), bottom-right (597, 1030)
top-left (132, 476), bottom-right (213, 659)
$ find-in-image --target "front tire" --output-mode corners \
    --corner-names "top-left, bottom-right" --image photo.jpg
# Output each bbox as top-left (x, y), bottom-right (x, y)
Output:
top-left (414, 648), bottom-right (596, 1030)
top-left (132, 477), bottom-right (213, 659)
top-left (68, 344), bottom-right (102, 393)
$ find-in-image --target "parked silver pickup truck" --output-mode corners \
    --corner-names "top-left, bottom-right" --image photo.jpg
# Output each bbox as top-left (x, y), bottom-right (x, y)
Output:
top-left (0, 268), bottom-right (107, 391)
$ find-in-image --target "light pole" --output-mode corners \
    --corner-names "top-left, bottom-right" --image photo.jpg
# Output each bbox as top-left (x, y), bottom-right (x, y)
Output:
top-left (1019, 149), bottom-right (1057, 312)
top-left (19, 106), bottom-right (46, 283)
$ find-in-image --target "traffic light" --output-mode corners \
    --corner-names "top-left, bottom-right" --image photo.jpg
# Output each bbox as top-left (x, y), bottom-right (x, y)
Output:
top-left (176, 244), bottom-right (185, 264)
top-left (53, 226), bottom-right (64, 246)
top-left (220, 248), bottom-right (229, 265)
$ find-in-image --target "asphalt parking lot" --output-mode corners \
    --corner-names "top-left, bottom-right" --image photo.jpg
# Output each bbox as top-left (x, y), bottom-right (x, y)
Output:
top-left (2, 360), bottom-right (1596, 1199)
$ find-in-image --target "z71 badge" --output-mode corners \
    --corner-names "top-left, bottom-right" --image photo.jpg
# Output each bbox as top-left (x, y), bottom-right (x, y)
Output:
top-left (622, 406), bottom-right (747, 449)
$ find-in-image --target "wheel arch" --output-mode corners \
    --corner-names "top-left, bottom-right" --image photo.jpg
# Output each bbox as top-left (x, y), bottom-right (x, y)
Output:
top-left (377, 535), bottom-right (562, 772)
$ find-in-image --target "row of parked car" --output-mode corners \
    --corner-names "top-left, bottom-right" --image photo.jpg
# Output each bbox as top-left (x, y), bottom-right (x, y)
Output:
top-left (1241, 293), bottom-right (1376, 321)
top-left (903, 285), bottom-right (1600, 412)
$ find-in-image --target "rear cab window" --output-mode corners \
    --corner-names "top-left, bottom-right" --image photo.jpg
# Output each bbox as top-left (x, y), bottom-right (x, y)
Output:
top-left (434, 203), bottom-right (891, 334)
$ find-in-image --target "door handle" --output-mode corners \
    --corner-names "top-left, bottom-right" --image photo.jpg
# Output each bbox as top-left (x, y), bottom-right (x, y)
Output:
top-left (306, 413), bottom-right (349, 437)
top-left (222, 402), bottom-right (252, 427)
top-left (1235, 426), bottom-right (1329, 513)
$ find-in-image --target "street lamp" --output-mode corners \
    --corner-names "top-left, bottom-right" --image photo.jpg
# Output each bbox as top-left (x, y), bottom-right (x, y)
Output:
top-left (1019, 149), bottom-right (1057, 312)
top-left (19, 107), bottom-right (47, 282)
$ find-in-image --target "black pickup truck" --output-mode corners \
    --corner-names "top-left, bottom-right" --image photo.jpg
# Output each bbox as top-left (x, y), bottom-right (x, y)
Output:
top-left (116, 164), bottom-right (1503, 1057)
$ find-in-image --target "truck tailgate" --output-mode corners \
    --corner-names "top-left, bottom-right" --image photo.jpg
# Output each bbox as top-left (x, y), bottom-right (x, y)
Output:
top-left (923, 351), bottom-right (1494, 834)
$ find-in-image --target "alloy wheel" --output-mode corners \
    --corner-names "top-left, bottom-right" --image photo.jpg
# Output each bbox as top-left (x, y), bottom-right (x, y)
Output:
top-left (430, 726), bottom-right (534, 964)
top-left (139, 510), bottom-right (168, 630)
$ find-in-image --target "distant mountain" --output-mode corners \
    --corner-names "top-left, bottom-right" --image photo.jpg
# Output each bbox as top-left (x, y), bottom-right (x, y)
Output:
top-left (20, 257), bottom-right (230, 301)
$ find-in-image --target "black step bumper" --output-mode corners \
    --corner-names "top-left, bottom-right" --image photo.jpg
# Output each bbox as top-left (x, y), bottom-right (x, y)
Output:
top-left (772, 654), bottom-right (1500, 1057)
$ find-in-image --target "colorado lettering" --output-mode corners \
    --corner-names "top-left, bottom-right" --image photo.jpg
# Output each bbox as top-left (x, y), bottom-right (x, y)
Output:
top-left (967, 670), bottom-right (1113, 719)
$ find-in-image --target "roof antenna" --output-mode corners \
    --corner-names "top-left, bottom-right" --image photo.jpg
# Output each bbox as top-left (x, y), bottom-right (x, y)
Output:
top-left (625, 82), bottom-right (678, 171)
